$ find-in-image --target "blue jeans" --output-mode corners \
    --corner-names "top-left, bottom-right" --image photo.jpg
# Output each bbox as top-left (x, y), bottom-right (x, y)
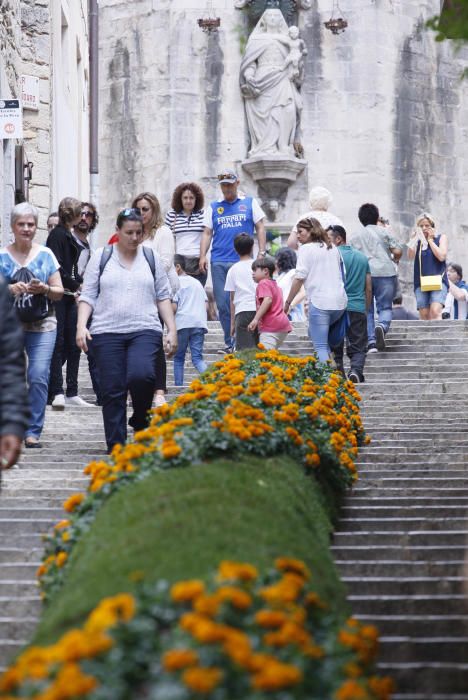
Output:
top-left (211, 261), bottom-right (234, 346)
top-left (24, 329), bottom-right (57, 439)
top-left (173, 328), bottom-right (208, 386)
top-left (90, 330), bottom-right (162, 452)
top-left (308, 305), bottom-right (345, 363)
top-left (367, 275), bottom-right (397, 345)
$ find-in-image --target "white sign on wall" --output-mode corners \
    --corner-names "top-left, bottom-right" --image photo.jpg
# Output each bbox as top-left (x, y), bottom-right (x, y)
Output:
top-left (21, 75), bottom-right (40, 111)
top-left (0, 100), bottom-right (23, 140)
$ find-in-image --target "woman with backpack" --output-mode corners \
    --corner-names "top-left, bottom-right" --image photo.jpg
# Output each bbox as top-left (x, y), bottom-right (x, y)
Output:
top-left (0, 203), bottom-right (64, 448)
top-left (76, 208), bottom-right (177, 454)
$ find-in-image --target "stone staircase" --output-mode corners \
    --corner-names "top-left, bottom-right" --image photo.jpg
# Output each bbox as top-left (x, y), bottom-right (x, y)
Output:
top-left (333, 320), bottom-right (468, 700)
top-left (1, 320), bottom-right (468, 699)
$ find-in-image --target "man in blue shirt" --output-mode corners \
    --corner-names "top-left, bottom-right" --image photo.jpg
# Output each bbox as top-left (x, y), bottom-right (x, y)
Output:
top-left (328, 225), bottom-right (372, 383)
top-left (200, 169), bottom-right (266, 353)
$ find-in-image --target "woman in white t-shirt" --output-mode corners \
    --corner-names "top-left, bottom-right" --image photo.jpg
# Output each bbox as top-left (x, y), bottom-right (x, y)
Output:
top-left (283, 217), bottom-right (347, 363)
top-left (165, 182), bottom-right (207, 286)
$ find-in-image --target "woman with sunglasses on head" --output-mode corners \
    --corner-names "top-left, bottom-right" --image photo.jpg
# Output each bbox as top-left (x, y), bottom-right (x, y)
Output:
top-left (77, 208), bottom-right (177, 454)
top-left (165, 182), bottom-right (207, 286)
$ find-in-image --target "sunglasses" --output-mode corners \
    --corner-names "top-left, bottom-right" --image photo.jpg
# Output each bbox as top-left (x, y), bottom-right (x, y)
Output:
top-left (120, 208), bottom-right (142, 217)
top-left (80, 211), bottom-right (93, 218)
top-left (217, 174), bottom-right (236, 182)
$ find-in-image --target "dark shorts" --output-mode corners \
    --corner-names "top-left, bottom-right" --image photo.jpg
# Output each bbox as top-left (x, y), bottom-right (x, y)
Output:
top-left (235, 311), bottom-right (259, 350)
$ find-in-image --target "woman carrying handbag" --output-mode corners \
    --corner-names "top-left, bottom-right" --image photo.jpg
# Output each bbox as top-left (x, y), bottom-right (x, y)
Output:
top-left (407, 213), bottom-right (448, 320)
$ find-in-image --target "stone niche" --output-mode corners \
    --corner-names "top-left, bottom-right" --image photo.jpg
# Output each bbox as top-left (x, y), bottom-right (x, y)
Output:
top-left (237, 1), bottom-right (310, 220)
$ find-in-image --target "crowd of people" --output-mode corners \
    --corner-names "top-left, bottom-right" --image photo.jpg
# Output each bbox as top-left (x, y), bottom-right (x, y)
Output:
top-left (0, 172), bottom-right (466, 461)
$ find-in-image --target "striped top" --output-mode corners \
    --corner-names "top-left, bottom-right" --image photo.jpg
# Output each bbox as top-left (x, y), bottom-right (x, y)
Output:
top-left (164, 208), bottom-right (205, 256)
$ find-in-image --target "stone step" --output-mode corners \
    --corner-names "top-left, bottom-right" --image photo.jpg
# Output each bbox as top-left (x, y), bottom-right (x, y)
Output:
top-left (0, 519), bottom-right (57, 535)
top-left (0, 548), bottom-right (44, 564)
top-left (343, 577), bottom-right (467, 596)
top-left (333, 531), bottom-right (468, 547)
top-left (379, 637), bottom-right (468, 663)
top-left (0, 508), bottom-right (64, 520)
top-left (335, 560), bottom-right (464, 577)
top-left (337, 518), bottom-right (468, 532)
top-left (358, 615), bottom-right (468, 638)
top-left (0, 617), bottom-right (39, 639)
top-left (342, 506), bottom-right (468, 518)
top-left (0, 597), bottom-right (41, 618)
top-left (352, 488), bottom-right (468, 498)
top-left (331, 545), bottom-right (468, 562)
top-left (0, 639), bottom-right (29, 663)
top-left (0, 563), bottom-right (41, 578)
top-left (375, 661), bottom-right (468, 695)
top-left (0, 581), bottom-right (38, 596)
top-left (348, 594), bottom-right (468, 616)
top-left (348, 496), bottom-right (468, 506)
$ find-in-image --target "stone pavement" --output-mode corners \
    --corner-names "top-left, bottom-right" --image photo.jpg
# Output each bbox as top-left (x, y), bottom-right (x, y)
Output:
top-left (1, 320), bottom-right (468, 699)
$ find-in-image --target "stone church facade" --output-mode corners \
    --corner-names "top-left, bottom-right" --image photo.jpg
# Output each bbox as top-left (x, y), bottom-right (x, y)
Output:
top-left (99, 0), bottom-right (467, 286)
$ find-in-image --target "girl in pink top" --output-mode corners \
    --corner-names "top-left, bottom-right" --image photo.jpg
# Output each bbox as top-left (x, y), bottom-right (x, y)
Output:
top-left (248, 257), bottom-right (292, 349)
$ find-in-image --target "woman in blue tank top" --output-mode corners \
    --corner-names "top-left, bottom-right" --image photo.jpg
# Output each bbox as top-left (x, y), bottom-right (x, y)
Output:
top-left (407, 213), bottom-right (448, 320)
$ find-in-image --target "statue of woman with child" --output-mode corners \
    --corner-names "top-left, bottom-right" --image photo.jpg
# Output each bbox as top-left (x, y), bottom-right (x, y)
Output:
top-left (239, 5), bottom-right (307, 159)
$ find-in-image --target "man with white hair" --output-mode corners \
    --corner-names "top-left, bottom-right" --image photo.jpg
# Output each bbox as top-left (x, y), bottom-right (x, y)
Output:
top-left (287, 186), bottom-right (343, 250)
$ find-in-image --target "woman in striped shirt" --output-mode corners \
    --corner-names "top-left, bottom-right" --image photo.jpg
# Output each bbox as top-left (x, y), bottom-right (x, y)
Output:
top-left (165, 182), bottom-right (207, 286)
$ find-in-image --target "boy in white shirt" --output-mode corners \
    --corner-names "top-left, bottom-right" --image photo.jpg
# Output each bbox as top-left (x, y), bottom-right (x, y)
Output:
top-left (224, 234), bottom-right (258, 349)
top-left (172, 255), bottom-right (208, 386)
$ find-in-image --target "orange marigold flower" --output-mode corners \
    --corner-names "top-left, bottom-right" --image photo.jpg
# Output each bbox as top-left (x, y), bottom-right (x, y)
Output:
top-left (161, 441), bottom-right (182, 459)
top-left (162, 649), bottom-right (199, 672)
top-left (63, 493), bottom-right (85, 513)
top-left (171, 580), bottom-right (205, 603)
top-left (216, 586), bottom-right (252, 610)
top-left (193, 594), bottom-right (221, 617)
top-left (305, 453), bottom-right (320, 468)
top-left (182, 666), bottom-right (223, 694)
top-left (368, 676), bottom-right (396, 700)
top-left (217, 560), bottom-right (258, 582)
top-left (252, 660), bottom-right (303, 691)
top-left (56, 551), bottom-right (68, 568)
top-left (255, 609), bottom-right (289, 628)
top-left (275, 557), bottom-right (311, 580)
top-left (54, 519), bottom-right (71, 530)
top-left (335, 679), bottom-right (369, 700)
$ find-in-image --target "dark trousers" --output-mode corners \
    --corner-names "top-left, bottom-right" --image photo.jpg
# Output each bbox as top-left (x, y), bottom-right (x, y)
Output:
top-left (86, 343), bottom-right (101, 404)
top-left (156, 315), bottom-right (166, 392)
top-left (90, 330), bottom-right (162, 452)
top-left (332, 311), bottom-right (367, 378)
top-left (49, 297), bottom-right (81, 398)
top-left (235, 311), bottom-right (259, 350)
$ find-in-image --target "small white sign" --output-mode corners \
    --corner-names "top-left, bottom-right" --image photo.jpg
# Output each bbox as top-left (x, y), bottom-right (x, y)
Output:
top-left (21, 75), bottom-right (40, 111)
top-left (0, 99), bottom-right (23, 140)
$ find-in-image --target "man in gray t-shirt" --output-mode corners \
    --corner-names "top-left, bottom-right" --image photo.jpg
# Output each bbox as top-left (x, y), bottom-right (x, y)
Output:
top-left (349, 203), bottom-right (402, 352)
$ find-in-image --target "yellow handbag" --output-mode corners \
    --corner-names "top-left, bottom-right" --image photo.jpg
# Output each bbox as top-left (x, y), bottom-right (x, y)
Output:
top-left (419, 244), bottom-right (443, 292)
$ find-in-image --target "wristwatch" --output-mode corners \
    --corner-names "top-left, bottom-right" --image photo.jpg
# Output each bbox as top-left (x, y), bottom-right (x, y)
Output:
top-left (258, 250), bottom-right (266, 257)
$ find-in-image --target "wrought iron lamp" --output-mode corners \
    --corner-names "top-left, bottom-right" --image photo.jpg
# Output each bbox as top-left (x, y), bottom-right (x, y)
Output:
top-left (197, 0), bottom-right (221, 32)
top-left (324, 0), bottom-right (348, 34)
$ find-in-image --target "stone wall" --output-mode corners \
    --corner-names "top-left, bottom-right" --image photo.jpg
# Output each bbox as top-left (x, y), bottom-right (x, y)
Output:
top-left (98, 0), bottom-right (468, 294)
top-left (0, 0), bottom-right (90, 244)
top-left (0, 0), bottom-right (22, 245)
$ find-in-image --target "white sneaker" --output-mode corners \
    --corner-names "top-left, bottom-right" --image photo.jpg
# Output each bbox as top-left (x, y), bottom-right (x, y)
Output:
top-left (51, 394), bottom-right (65, 411)
top-left (65, 395), bottom-right (94, 407)
top-left (155, 395), bottom-right (167, 407)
